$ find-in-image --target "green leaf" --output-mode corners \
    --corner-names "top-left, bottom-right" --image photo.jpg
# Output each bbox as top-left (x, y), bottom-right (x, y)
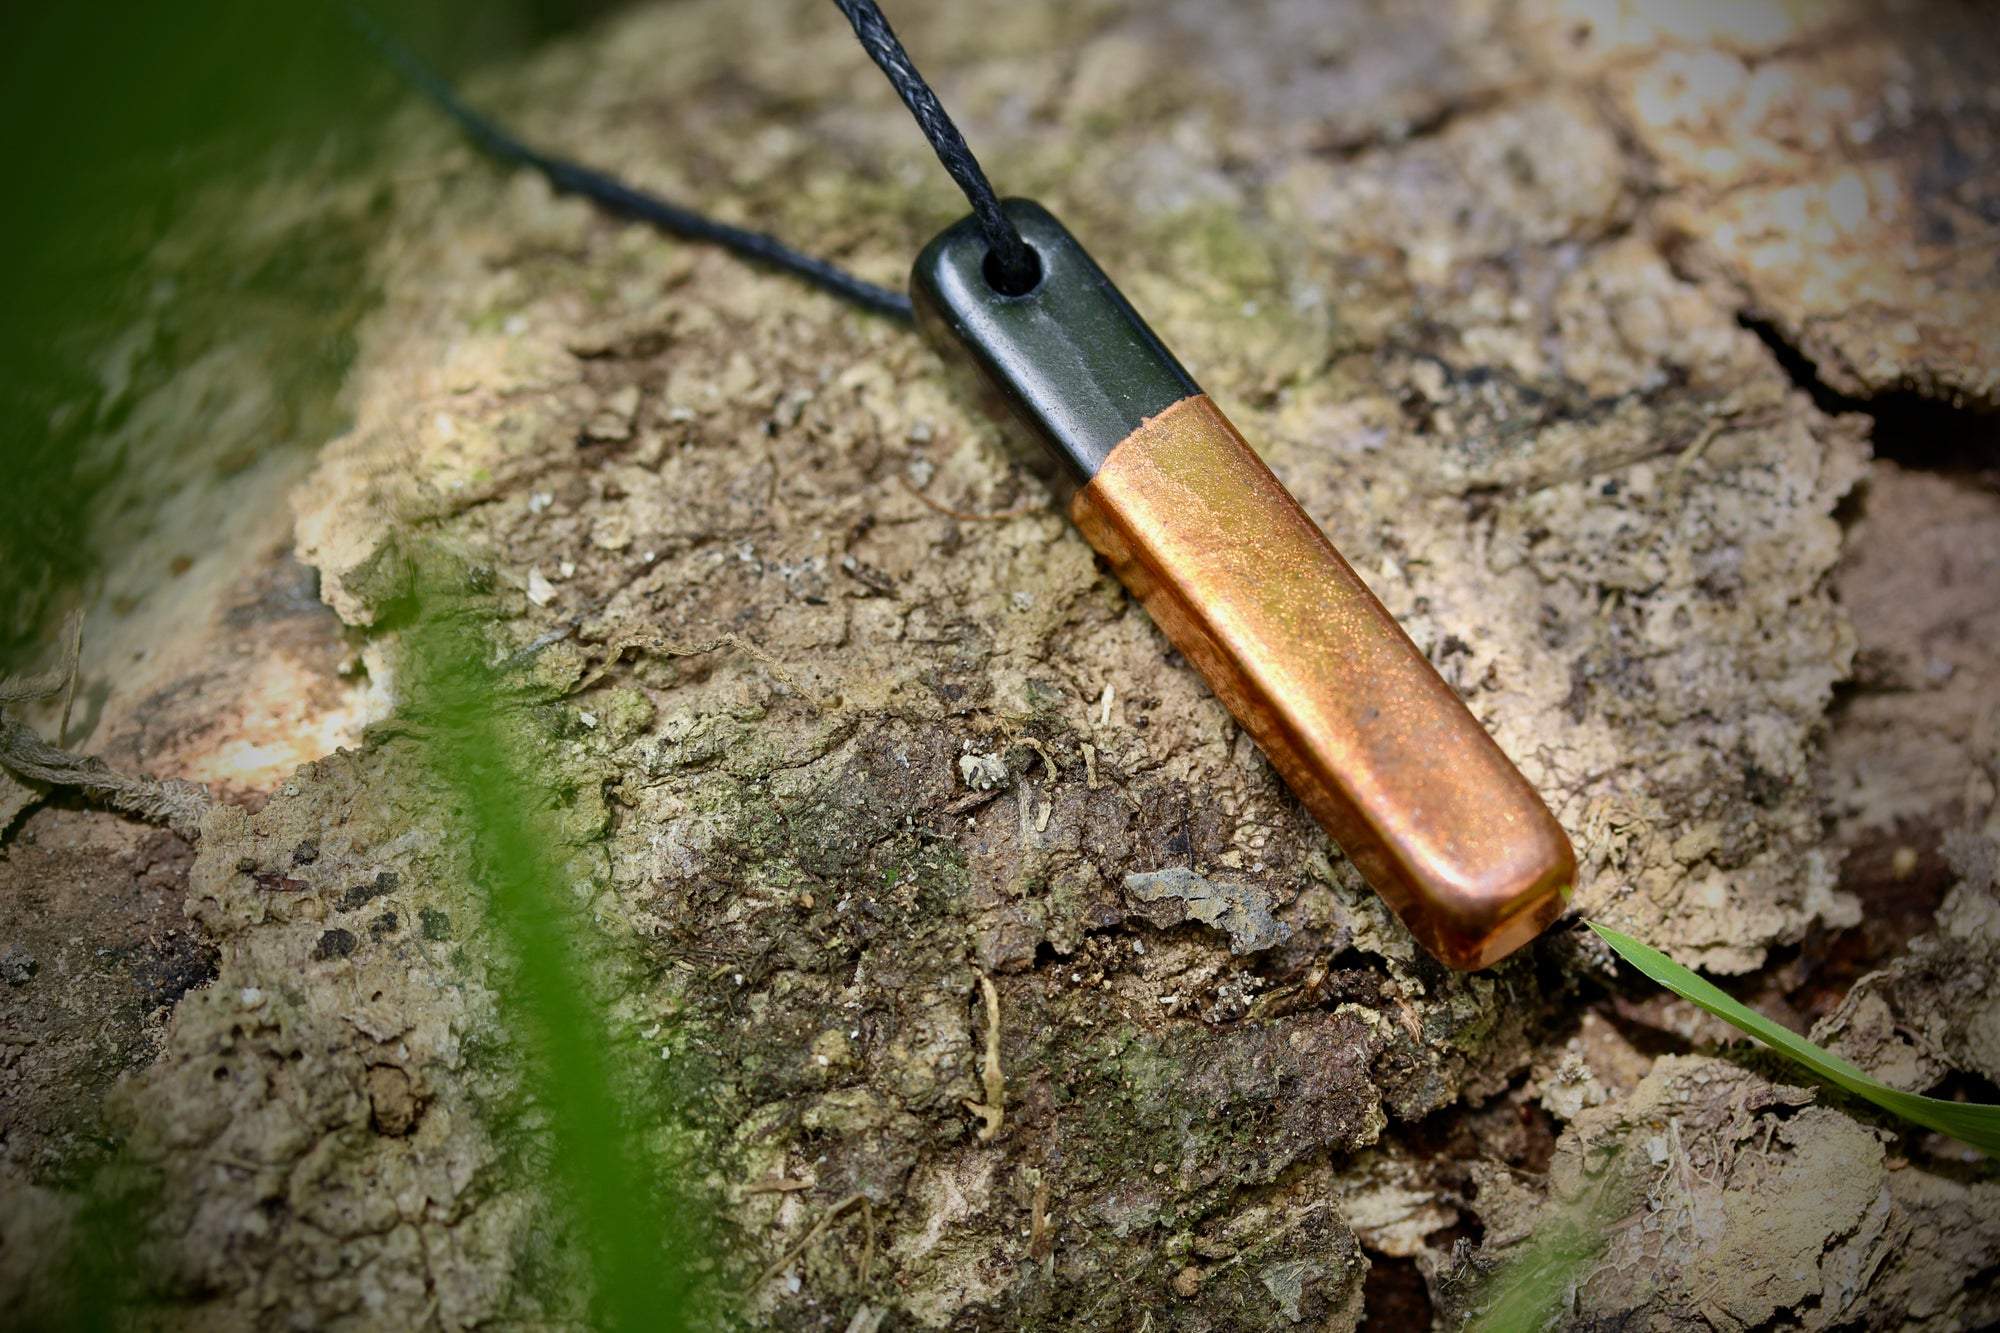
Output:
top-left (1588, 921), bottom-right (2000, 1158)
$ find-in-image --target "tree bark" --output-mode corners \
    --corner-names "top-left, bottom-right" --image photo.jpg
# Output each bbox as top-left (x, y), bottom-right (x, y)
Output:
top-left (3, 1), bottom-right (1998, 1328)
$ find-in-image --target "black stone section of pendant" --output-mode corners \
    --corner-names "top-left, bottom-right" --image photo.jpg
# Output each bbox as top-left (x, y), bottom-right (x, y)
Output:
top-left (911, 199), bottom-right (1198, 485)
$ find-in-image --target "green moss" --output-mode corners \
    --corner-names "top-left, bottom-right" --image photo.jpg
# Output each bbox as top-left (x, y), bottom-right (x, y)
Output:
top-left (599, 686), bottom-right (658, 745)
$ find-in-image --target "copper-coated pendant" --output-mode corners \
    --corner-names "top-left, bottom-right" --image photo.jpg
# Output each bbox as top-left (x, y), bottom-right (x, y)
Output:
top-left (912, 201), bottom-right (1573, 970)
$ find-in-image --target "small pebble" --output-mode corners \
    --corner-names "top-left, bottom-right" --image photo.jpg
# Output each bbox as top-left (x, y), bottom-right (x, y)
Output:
top-left (1, 944), bottom-right (37, 987)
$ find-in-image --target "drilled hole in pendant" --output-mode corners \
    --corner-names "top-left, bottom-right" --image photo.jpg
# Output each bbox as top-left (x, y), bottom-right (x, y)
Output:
top-left (982, 242), bottom-right (1044, 298)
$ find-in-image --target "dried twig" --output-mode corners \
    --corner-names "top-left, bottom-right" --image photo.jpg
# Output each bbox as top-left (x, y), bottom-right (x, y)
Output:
top-left (1028, 1168), bottom-right (1052, 1260)
top-left (944, 786), bottom-right (1005, 817)
top-left (0, 611), bottom-right (212, 839)
top-left (570, 630), bottom-right (827, 707)
top-left (1022, 737), bottom-right (1062, 779)
top-left (0, 717), bottom-right (211, 839)
top-left (858, 1197), bottom-right (875, 1284)
top-left (58, 610), bottom-right (84, 745)
top-left (898, 474), bottom-right (1045, 522)
top-left (0, 609), bottom-right (83, 710)
top-left (752, 1192), bottom-right (875, 1292)
top-left (962, 971), bottom-right (1005, 1141)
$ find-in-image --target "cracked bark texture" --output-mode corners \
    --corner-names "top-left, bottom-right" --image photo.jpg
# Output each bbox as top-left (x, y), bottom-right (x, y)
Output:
top-left (3, 0), bottom-right (1998, 1329)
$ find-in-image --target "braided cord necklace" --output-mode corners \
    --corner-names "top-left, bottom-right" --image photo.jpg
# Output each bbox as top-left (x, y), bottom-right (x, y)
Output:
top-left (354, 0), bottom-right (1574, 973)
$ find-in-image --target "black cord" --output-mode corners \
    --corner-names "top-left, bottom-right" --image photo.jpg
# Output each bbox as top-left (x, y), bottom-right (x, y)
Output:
top-left (344, 6), bottom-right (914, 321)
top-left (829, 0), bottom-right (1040, 296)
top-left (349, 3), bottom-right (1039, 315)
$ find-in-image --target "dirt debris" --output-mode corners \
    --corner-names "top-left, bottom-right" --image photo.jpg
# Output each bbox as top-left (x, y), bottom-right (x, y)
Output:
top-left (1124, 867), bottom-right (1295, 955)
top-left (0, 816), bottom-right (209, 1185)
top-left (1815, 860), bottom-right (2000, 1098)
top-left (1442, 1041), bottom-right (2000, 1332)
top-left (108, 747), bottom-right (564, 1330)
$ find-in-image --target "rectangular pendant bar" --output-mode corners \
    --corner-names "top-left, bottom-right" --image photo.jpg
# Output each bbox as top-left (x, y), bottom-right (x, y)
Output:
top-left (912, 201), bottom-right (1573, 970)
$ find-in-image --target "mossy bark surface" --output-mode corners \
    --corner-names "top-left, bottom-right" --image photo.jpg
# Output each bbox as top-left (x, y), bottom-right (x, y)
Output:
top-left (3, 1), bottom-right (1999, 1329)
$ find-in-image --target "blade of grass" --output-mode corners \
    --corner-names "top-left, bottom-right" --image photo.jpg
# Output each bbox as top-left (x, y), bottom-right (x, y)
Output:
top-left (51, 1163), bottom-right (157, 1333)
top-left (47, 565), bottom-right (713, 1331)
top-left (1466, 922), bottom-right (2000, 1331)
top-left (400, 579), bottom-right (706, 1329)
top-left (1587, 920), bottom-right (2000, 1156)
top-left (1459, 1169), bottom-right (1627, 1333)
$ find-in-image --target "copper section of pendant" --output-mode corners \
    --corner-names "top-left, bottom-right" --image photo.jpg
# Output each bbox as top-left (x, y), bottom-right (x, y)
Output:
top-left (1071, 395), bottom-right (1573, 969)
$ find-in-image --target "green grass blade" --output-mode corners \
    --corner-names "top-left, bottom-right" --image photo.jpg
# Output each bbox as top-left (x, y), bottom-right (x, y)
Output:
top-left (46, 568), bottom-right (713, 1331)
top-left (1464, 923), bottom-right (2000, 1332)
top-left (402, 591), bottom-right (705, 1329)
top-left (1459, 1192), bottom-right (1616, 1333)
top-left (1587, 921), bottom-right (2000, 1157)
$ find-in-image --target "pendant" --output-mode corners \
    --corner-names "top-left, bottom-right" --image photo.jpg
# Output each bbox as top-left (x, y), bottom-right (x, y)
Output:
top-left (913, 200), bottom-right (1573, 970)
